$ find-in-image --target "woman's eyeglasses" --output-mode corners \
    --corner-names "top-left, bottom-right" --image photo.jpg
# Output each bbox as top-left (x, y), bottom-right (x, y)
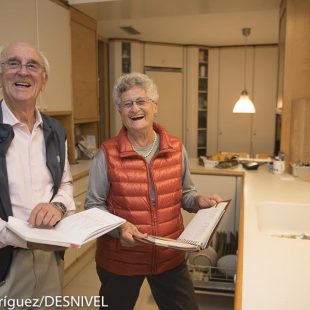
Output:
top-left (118, 97), bottom-right (154, 110)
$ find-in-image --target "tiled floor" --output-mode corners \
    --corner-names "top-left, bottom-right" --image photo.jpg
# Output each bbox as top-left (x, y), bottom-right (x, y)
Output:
top-left (64, 259), bottom-right (234, 310)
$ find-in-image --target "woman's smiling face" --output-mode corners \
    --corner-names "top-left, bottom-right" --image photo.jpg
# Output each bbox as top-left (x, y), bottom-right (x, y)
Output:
top-left (118, 86), bottom-right (158, 134)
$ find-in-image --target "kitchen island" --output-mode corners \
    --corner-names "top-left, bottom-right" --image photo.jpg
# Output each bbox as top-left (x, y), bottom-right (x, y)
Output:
top-left (189, 158), bottom-right (310, 310)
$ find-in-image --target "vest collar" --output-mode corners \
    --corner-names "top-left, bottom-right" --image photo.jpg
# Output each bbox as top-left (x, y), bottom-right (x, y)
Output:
top-left (117, 122), bottom-right (175, 158)
top-left (0, 100), bottom-right (15, 156)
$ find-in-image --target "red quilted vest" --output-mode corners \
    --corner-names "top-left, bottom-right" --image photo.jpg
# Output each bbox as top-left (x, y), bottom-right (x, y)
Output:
top-left (96, 123), bottom-right (186, 275)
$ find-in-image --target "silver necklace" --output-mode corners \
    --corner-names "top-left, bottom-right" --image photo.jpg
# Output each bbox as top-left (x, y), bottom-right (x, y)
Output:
top-left (132, 131), bottom-right (157, 158)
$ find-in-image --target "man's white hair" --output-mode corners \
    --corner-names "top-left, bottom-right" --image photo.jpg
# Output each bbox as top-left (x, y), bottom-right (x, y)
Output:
top-left (0, 43), bottom-right (50, 75)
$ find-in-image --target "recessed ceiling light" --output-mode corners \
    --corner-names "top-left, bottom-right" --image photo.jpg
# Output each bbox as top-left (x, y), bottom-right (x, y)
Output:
top-left (120, 26), bottom-right (141, 35)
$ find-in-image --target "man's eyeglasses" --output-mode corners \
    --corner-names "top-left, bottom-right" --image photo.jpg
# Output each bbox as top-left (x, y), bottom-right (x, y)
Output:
top-left (1, 59), bottom-right (45, 74)
top-left (118, 97), bottom-right (154, 110)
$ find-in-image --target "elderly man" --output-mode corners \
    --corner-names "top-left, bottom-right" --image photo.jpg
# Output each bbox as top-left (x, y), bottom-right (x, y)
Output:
top-left (0, 42), bottom-right (75, 302)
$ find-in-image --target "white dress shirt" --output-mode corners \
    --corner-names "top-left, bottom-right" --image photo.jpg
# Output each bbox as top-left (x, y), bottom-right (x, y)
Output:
top-left (0, 100), bottom-right (75, 248)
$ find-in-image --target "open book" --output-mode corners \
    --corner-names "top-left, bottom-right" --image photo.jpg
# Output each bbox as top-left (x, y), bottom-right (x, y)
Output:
top-left (136, 200), bottom-right (231, 252)
top-left (6, 208), bottom-right (126, 248)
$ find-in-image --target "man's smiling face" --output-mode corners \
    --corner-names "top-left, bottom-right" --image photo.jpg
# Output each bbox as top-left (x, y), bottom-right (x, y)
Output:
top-left (0, 42), bottom-right (48, 107)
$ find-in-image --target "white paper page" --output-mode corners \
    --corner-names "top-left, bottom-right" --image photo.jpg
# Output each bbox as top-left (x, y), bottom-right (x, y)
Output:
top-left (7, 208), bottom-right (125, 247)
top-left (55, 208), bottom-right (125, 244)
top-left (7, 217), bottom-right (74, 245)
top-left (178, 201), bottom-right (226, 247)
top-left (141, 235), bottom-right (198, 251)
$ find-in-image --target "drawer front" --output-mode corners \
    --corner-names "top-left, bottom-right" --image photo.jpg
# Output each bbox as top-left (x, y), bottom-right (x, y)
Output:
top-left (73, 176), bottom-right (88, 197)
top-left (64, 248), bottom-right (77, 269)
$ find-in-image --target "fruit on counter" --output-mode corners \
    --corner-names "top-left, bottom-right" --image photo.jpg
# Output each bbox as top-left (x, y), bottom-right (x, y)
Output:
top-left (209, 153), bottom-right (239, 161)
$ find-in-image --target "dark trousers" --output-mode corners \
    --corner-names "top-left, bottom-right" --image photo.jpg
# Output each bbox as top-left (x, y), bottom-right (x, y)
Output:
top-left (96, 262), bottom-right (198, 310)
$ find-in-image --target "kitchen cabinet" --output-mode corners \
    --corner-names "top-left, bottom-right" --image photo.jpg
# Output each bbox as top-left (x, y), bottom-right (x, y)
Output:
top-left (108, 39), bottom-right (144, 136)
top-left (0, 0), bottom-right (72, 113)
top-left (145, 68), bottom-right (184, 140)
top-left (37, 0), bottom-right (72, 113)
top-left (144, 43), bottom-right (183, 68)
top-left (70, 8), bottom-right (100, 164)
top-left (207, 46), bottom-right (278, 157)
top-left (0, 0), bottom-right (75, 163)
top-left (64, 160), bottom-right (95, 286)
top-left (277, 0), bottom-right (310, 165)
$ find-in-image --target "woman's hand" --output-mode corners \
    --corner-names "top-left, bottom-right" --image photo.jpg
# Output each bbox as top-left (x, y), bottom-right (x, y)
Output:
top-left (197, 194), bottom-right (222, 209)
top-left (119, 221), bottom-right (147, 247)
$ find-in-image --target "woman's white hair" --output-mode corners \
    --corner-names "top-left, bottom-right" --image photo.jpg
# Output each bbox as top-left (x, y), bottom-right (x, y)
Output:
top-left (112, 72), bottom-right (159, 107)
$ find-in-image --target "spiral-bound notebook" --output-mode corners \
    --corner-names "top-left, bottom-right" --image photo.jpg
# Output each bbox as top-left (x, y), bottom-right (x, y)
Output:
top-left (137, 199), bottom-right (231, 252)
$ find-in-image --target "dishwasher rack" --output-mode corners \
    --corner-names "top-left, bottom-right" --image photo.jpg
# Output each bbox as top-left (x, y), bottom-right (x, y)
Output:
top-left (188, 264), bottom-right (235, 297)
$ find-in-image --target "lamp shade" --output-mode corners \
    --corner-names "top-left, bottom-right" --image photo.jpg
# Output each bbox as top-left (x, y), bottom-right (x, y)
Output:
top-left (233, 90), bottom-right (256, 113)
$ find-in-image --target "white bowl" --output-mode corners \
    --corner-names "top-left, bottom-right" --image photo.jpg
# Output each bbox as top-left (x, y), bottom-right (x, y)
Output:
top-left (217, 254), bottom-right (237, 278)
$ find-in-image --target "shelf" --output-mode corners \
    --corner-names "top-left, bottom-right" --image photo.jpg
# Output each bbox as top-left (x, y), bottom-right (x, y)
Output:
top-left (196, 48), bottom-right (209, 157)
top-left (122, 42), bottom-right (131, 73)
top-left (74, 118), bottom-right (99, 124)
top-left (43, 110), bottom-right (72, 116)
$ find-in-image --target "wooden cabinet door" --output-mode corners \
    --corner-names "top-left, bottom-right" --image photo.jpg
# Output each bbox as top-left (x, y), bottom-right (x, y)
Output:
top-left (38, 0), bottom-right (72, 112)
top-left (71, 9), bottom-right (99, 122)
top-left (252, 46), bottom-right (277, 156)
top-left (144, 43), bottom-right (183, 68)
top-left (209, 46), bottom-right (277, 157)
top-left (217, 47), bottom-right (253, 154)
top-left (145, 69), bottom-right (184, 140)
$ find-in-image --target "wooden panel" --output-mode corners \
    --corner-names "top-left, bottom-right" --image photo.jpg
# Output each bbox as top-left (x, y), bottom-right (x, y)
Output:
top-left (38, 0), bottom-right (72, 112)
top-left (73, 176), bottom-right (88, 197)
top-left (217, 47), bottom-right (252, 154)
top-left (0, 0), bottom-right (37, 46)
top-left (71, 9), bottom-right (98, 122)
top-left (0, 0), bottom-right (37, 100)
top-left (280, 0), bottom-right (310, 164)
top-left (290, 99), bottom-right (310, 163)
top-left (144, 43), bottom-right (183, 68)
top-left (252, 46), bottom-right (277, 155)
top-left (145, 70), bottom-right (184, 140)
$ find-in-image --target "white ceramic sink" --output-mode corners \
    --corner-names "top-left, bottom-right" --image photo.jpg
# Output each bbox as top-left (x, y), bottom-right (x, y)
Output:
top-left (256, 201), bottom-right (310, 237)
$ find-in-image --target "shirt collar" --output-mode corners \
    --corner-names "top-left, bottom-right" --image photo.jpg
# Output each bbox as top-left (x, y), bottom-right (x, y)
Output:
top-left (2, 99), bottom-right (43, 128)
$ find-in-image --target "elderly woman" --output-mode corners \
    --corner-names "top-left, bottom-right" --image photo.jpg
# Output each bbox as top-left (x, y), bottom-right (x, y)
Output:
top-left (85, 72), bottom-right (221, 310)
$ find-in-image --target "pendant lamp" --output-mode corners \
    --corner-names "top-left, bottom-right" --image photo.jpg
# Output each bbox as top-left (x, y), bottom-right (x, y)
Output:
top-left (233, 28), bottom-right (256, 113)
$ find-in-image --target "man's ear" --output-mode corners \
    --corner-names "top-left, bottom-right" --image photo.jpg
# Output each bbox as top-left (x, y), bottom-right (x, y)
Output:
top-left (41, 72), bottom-right (48, 92)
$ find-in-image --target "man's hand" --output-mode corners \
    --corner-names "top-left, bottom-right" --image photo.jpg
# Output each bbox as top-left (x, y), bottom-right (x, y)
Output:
top-left (198, 194), bottom-right (222, 209)
top-left (28, 203), bottom-right (63, 228)
top-left (119, 222), bottom-right (147, 247)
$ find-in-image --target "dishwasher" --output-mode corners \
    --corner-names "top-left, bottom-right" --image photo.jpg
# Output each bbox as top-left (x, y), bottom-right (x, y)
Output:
top-left (184, 173), bottom-right (242, 300)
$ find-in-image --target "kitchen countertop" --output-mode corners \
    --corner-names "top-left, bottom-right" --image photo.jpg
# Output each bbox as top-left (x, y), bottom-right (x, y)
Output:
top-left (189, 158), bottom-right (310, 309)
top-left (70, 159), bottom-right (92, 181)
top-left (240, 166), bottom-right (310, 310)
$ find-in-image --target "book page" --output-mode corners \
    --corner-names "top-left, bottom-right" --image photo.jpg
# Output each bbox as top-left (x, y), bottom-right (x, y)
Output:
top-left (136, 235), bottom-right (198, 251)
top-left (7, 217), bottom-right (74, 246)
top-left (135, 200), bottom-right (230, 252)
top-left (55, 208), bottom-right (125, 244)
top-left (7, 208), bottom-right (125, 247)
top-left (178, 201), bottom-right (228, 248)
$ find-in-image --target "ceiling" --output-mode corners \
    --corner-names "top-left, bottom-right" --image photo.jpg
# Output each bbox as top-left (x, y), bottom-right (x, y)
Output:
top-left (68, 0), bottom-right (281, 46)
